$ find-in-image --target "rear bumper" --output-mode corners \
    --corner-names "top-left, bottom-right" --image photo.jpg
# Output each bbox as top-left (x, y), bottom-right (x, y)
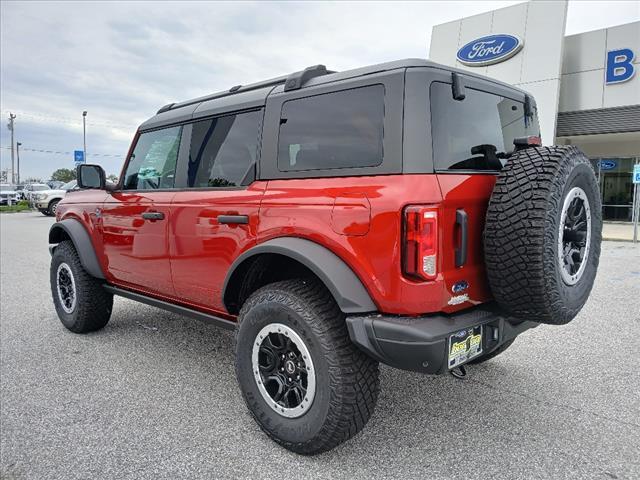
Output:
top-left (346, 304), bottom-right (537, 374)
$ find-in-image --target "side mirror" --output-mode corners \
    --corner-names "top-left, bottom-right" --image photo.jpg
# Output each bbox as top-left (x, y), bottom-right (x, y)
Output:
top-left (77, 164), bottom-right (106, 189)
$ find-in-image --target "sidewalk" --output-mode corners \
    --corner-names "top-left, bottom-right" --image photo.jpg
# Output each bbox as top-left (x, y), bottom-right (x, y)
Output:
top-left (602, 222), bottom-right (638, 242)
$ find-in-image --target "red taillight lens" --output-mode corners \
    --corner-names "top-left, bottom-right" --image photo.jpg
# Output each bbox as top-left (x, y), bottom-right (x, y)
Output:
top-left (403, 206), bottom-right (438, 281)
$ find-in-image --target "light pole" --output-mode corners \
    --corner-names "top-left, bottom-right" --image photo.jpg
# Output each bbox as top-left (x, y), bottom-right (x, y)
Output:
top-left (82, 111), bottom-right (87, 162)
top-left (7, 113), bottom-right (16, 184)
top-left (16, 142), bottom-right (21, 185)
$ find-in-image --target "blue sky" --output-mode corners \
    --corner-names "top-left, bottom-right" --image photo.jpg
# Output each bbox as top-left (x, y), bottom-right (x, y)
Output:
top-left (1, 0), bottom-right (638, 181)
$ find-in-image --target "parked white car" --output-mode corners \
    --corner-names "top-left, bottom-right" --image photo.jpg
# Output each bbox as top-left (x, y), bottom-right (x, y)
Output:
top-left (22, 183), bottom-right (50, 202)
top-left (0, 184), bottom-right (21, 205)
top-left (32, 180), bottom-right (77, 216)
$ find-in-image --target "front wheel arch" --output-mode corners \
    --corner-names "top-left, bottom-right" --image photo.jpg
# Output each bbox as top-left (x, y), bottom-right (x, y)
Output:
top-left (49, 219), bottom-right (105, 280)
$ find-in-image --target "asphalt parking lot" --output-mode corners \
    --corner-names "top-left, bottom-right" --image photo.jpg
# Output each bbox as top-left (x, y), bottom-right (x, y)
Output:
top-left (1, 212), bottom-right (639, 480)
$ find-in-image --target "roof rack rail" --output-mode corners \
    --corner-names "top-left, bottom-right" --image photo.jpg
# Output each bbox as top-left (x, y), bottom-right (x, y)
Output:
top-left (158, 64), bottom-right (334, 114)
top-left (284, 65), bottom-right (331, 92)
top-left (157, 102), bottom-right (176, 114)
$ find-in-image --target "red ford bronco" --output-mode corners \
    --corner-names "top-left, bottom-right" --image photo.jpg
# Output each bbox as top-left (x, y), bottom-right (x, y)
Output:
top-left (49, 59), bottom-right (602, 454)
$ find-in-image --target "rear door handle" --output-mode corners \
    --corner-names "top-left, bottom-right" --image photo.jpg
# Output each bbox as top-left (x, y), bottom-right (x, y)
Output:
top-left (218, 215), bottom-right (249, 225)
top-left (142, 211), bottom-right (165, 221)
top-left (455, 209), bottom-right (468, 268)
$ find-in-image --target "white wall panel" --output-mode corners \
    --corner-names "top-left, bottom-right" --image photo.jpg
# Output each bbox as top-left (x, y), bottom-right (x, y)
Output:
top-left (486, 2), bottom-right (528, 83)
top-left (429, 20), bottom-right (461, 66)
top-left (519, 79), bottom-right (562, 143)
top-left (604, 74), bottom-right (640, 108)
top-left (562, 29), bottom-right (606, 74)
top-left (457, 11), bottom-right (493, 75)
top-left (605, 21), bottom-right (640, 54)
top-left (559, 70), bottom-right (605, 112)
top-left (520, 0), bottom-right (568, 83)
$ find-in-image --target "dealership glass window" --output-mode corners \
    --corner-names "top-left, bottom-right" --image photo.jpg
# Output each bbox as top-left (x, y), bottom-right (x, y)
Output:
top-left (430, 82), bottom-right (540, 171)
top-left (594, 157), bottom-right (638, 221)
top-left (123, 126), bottom-right (182, 190)
top-left (188, 111), bottom-right (261, 188)
top-left (277, 85), bottom-right (385, 171)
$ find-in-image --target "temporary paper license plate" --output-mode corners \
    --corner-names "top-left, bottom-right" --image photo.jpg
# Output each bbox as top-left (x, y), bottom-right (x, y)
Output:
top-left (448, 326), bottom-right (483, 369)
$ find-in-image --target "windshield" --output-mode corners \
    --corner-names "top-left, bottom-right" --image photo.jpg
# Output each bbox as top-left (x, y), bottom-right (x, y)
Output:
top-left (430, 82), bottom-right (540, 172)
top-left (0, 185), bottom-right (15, 192)
top-left (61, 181), bottom-right (77, 191)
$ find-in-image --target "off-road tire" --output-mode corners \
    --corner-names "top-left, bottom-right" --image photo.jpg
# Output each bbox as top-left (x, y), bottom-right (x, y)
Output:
top-left (468, 339), bottom-right (515, 365)
top-left (235, 278), bottom-right (380, 455)
top-left (50, 240), bottom-right (113, 333)
top-left (484, 146), bottom-right (602, 325)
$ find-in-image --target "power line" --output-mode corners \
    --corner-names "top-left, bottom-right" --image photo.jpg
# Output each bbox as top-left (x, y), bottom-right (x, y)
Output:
top-left (0, 145), bottom-right (122, 158)
top-left (0, 109), bottom-right (139, 129)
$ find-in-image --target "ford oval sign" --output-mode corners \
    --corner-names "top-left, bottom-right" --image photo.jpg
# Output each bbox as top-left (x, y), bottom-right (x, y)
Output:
top-left (457, 34), bottom-right (523, 66)
top-left (599, 160), bottom-right (617, 171)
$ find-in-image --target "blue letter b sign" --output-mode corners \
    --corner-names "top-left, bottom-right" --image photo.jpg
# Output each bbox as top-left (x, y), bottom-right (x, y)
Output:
top-left (606, 48), bottom-right (635, 84)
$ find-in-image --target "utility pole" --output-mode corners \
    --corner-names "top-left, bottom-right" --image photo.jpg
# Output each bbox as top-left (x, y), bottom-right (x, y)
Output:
top-left (7, 113), bottom-right (16, 184)
top-left (16, 142), bottom-right (21, 185)
top-left (82, 111), bottom-right (87, 162)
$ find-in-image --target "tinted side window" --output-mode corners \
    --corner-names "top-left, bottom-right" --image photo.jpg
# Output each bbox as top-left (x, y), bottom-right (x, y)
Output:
top-left (278, 85), bottom-right (384, 171)
top-left (188, 110), bottom-right (261, 188)
top-left (123, 126), bottom-right (182, 190)
top-left (430, 82), bottom-right (539, 171)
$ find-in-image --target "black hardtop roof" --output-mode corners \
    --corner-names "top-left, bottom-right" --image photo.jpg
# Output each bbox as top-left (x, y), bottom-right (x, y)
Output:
top-left (139, 58), bottom-right (529, 131)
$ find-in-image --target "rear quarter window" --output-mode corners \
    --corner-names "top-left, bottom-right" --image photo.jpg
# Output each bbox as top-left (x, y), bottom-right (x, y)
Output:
top-left (277, 85), bottom-right (385, 171)
top-left (430, 82), bottom-right (539, 172)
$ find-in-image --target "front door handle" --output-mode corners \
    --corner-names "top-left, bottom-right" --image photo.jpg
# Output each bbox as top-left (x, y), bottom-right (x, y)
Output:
top-left (218, 215), bottom-right (249, 225)
top-left (142, 211), bottom-right (165, 221)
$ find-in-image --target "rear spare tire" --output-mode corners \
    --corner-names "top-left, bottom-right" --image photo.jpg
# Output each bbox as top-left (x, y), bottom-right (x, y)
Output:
top-left (484, 146), bottom-right (602, 325)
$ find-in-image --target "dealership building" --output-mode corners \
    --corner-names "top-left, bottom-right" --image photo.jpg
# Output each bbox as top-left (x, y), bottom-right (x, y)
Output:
top-left (430, 0), bottom-right (639, 222)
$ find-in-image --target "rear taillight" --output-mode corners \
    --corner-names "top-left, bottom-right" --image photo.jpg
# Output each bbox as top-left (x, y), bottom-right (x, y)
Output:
top-left (403, 206), bottom-right (438, 281)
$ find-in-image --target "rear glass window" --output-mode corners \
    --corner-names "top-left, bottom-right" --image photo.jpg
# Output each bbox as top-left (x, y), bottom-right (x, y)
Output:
top-left (277, 85), bottom-right (385, 171)
top-left (430, 82), bottom-right (540, 171)
top-left (188, 110), bottom-right (261, 188)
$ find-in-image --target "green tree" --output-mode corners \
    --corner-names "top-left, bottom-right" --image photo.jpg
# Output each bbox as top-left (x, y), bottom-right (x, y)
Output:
top-left (50, 168), bottom-right (77, 182)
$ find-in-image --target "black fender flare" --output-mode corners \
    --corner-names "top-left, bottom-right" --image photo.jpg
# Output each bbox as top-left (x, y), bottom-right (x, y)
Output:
top-left (223, 237), bottom-right (377, 314)
top-left (49, 219), bottom-right (105, 279)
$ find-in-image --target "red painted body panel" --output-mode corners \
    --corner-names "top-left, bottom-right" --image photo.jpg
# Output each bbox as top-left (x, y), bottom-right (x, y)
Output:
top-left (57, 172), bottom-right (497, 317)
top-left (258, 174), bottom-right (494, 315)
top-left (169, 182), bottom-right (267, 312)
top-left (101, 191), bottom-right (176, 297)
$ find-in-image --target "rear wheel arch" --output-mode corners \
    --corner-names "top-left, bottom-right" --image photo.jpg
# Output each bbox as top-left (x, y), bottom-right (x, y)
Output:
top-left (49, 219), bottom-right (105, 280)
top-left (223, 238), bottom-right (377, 315)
